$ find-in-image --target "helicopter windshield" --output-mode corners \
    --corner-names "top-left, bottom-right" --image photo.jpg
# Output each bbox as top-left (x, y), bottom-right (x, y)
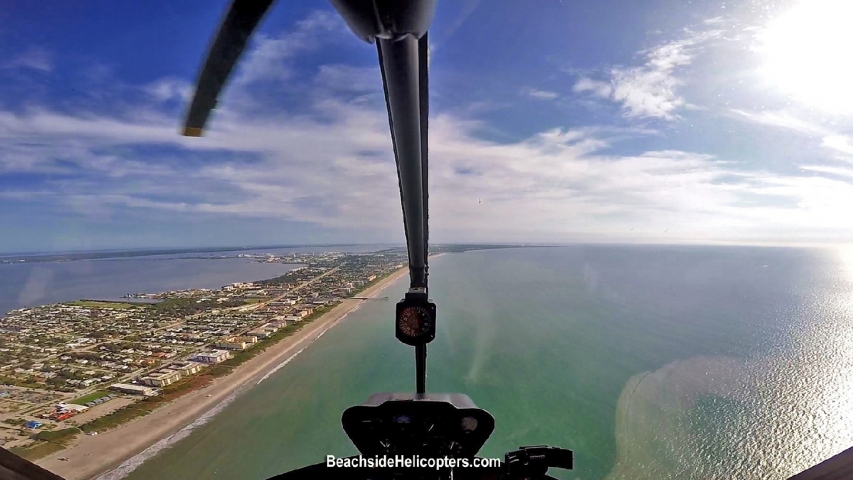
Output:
top-left (2, 1), bottom-right (853, 479)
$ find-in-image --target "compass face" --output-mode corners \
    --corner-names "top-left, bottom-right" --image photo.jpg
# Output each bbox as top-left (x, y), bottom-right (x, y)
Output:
top-left (395, 300), bottom-right (436, 346)
top-left (398, 306), bottom-right (430, 338)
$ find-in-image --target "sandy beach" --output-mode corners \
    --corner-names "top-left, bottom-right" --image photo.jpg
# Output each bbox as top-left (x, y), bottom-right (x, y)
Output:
top-left (36, 266), bottom-right (410, 480)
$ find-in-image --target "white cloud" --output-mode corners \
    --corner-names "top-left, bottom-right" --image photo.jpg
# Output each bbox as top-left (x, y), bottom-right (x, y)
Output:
top-left (801, 165), bottom-right (853, 179)
top-left (5, 47), bottom-right (52, 72)
top-left (731, 109), bottom-right (853, 160)
top-left (573, 78), bottom-right (612, 98)
top-left (314, 65), bottom-right (381, 94)
top-left (145, 78), bottom-right (192, 103)
top-left (6, 88), bottom-right (853, 244)
top-left (730, 109), bottom-right (830, 136)
top-left (233, 11), bottom-right (343, 86)
top-left (4, 11), bottom-right (853, 245)
top-left (573, 29), bottom-right (720, 120)
top-left (523, 88), bottom-right (559, 100)
top-left (822, 136), bottom-right (853, 156)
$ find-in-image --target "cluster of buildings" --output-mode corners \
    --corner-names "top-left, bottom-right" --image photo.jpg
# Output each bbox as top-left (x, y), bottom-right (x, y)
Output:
top-left (193, 350), bottom-right (231, 364)
top-left (109, 383), bottom-right (158, 396)
top-left (47, 402), bottom-right (88, 421)
top-left (138, 360), bottom-right (205, 387)
top-left (0, 250), bottom-right (408, 432)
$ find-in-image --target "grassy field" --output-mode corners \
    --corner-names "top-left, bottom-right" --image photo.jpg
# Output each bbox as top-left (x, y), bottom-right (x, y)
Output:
top-left (66, 300), bottom-right (139, 309)
top-left (241, 297), bottom-right (267, 304)
top-left (71, 390), bottom-right (111, 405)
top-left (9, 427), bottom-right (81, 460)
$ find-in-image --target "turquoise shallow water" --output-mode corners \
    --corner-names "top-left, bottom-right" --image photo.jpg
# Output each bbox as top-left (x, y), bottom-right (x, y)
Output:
top-left (119, 246), bottom-right (853, 480)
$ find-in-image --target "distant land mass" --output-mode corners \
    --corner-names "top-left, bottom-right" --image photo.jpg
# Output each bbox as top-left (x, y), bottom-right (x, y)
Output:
top-left (0, 244), bottom-right (536, 265)
top-left (0, 244), bottom-right (386, 264)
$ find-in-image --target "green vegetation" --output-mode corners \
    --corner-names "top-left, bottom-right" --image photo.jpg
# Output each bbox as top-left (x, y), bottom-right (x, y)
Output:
top-left (0, 374), bottom-right (43, 389)
top-left (10, 427), bottom-right (80, 460)
top-left (66, 300), bottom-right (139, 309)
top-left (10, 442), bottom-right (66, 460)
top-left (35, 428), bottom-right (80, 442)
top-left (71, 390), bottom-right (110, 404)
top-left (241, 297), bottom-right (267, 304)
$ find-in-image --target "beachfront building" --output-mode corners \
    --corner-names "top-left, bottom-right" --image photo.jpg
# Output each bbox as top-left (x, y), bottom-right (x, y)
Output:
top-left (248, 323), bottom-right (280, 338)
top-left (63, 403), bottom-right (89, 413)
top-left (266, 322), bottom-right (282, 332)
top-left (215, 335), bottom-right (258, 350)
top-left (248, 327), bottom-right (272, 338)
top-left (110, 383), bottom-right (158, 396)
top-left (215, 337), bottom-right (248, 350)
top-left (168, 361), bottom-right (204, 376)
top-left (49, 402), bottom-right (89, 421)
top-left (192, 350), bottom-right (232, 364)
top-left (235, 335), bottom-right (258, 345)
top-left (215, 338), bottom-right (245, 350)
top-left (270, 319), bottom-right (288, 329)
top-left (140, 367), bottom-right (182, 387)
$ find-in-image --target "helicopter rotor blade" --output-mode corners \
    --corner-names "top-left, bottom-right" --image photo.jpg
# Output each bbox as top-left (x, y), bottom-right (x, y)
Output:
top-left (182, 0), bottom-right (276, 137)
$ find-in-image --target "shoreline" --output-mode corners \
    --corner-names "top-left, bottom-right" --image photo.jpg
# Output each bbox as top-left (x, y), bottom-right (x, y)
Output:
top-left (36, 265), bottom-right (412, 480)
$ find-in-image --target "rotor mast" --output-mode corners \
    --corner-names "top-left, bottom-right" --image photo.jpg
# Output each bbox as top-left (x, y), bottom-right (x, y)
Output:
top-left (377, 32), bottom-right (431, 396)
top-left (378, 35), bottom-right (429, 294)
top-left (331, 0), bottom-right (436, 395)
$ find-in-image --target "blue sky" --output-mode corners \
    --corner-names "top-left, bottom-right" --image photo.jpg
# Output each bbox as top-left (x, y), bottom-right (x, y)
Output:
top-left (2, 0), bottom-right (853, 252)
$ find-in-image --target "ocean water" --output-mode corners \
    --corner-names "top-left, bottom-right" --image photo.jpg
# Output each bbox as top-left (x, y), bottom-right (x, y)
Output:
top-left (109, 246), bottom-right (853, 479)
top-left (0, 245), bottom-right (387, 316)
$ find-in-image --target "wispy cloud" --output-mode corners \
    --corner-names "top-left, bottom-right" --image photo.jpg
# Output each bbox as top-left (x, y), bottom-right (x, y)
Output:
top-left (233, 11), bottom-right (343, 86)
top-left (573, 28), bottom-right (721, 120)
top-left (314, 65), bottom-right (381, 95)
top-left (801, 165), bottom-right (853, 180)
top-left (822, 136), bottom-right (853, 156)
top-left (731, 109), bottom-right (853, 159)
top-left (4, 47), bottom-right (52, 73)
top-left (522, 88), bottom-right (559, 100)
top-left (730, 109), bottom-right (830, 137)
top-left (5, 79), bottom-right (853, 244)
top-left (145, 78), bottom-right (192, 103)
top-left (4, 10), bottom-right (853, 248)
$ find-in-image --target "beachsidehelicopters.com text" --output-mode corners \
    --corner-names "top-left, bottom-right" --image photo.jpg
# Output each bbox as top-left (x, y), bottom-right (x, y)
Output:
top-left (327, 454), bottom-right (502, 470)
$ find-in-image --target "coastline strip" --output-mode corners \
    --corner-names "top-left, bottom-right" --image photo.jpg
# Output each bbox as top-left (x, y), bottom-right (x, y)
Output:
top-left (36, 266), bottom-right (410, 480)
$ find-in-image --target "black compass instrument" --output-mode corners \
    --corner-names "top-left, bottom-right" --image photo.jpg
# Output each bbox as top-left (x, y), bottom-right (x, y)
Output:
top-left (396, 297), bottom-right (436, 346)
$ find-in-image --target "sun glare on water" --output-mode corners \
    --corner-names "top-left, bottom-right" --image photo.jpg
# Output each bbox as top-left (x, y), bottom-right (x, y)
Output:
top-left (757, 0), bottom-right (853, 115)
